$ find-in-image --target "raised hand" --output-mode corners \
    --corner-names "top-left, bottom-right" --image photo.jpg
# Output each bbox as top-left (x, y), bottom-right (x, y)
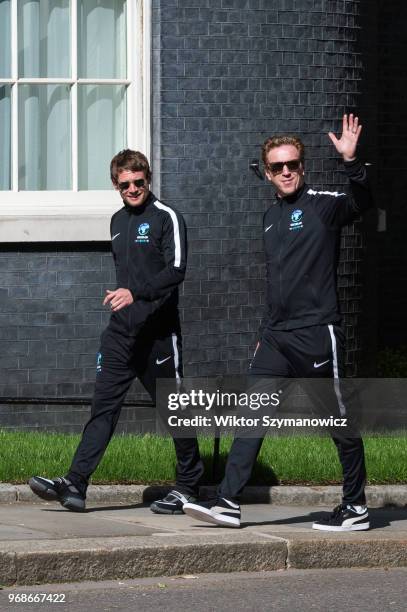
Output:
top-left (328, 113), bottom-right (362, 161)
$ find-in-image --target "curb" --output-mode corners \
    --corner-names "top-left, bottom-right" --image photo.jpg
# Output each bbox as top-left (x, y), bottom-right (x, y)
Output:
top-left (2, 532), bottom-right (407, 586)
top-left (0, 535), bottom-right (287, 586)
top-left (2, 483), bottom-right (407, 507)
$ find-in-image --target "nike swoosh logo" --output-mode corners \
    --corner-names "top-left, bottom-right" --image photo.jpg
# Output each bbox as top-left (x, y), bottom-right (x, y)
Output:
top-left (111, 233), bottom-right (120, 241)
top-left (265, 224), bottom-right (273, 232)
top-left (314, 360), bottom-right (330, 368)
top-left (156, 356), bottom-right (172, 365)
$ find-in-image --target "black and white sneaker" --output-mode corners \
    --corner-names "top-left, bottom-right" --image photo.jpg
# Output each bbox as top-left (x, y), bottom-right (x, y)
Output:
top-left (312, 503), bottom-right (369, 531)
top-left (150, 490), bottom-right (197, 515)
top-left (29, 476), bottom-right (86, 512)
top-left (183, 497), bottom-right (241, 527)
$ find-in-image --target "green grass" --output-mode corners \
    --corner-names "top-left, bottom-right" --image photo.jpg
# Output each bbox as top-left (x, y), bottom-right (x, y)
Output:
top-left (1, 430), bottom-right (407, 485)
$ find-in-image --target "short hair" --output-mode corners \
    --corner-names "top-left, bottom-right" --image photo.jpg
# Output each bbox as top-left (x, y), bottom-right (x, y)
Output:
top-left (261, 135), bottom-right (305, 166)
top-left (110, 149), bottom-right (151, 183)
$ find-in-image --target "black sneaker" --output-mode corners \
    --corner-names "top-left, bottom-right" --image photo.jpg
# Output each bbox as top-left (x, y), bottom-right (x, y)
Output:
top-left (183, 497), bottom-right (241, 527)
top-left (29, 476), bottom-right (86, 512)
top-left (150, 490), bottom-right (197, 515)
top-left (312, 503), bottom-right (369, 531)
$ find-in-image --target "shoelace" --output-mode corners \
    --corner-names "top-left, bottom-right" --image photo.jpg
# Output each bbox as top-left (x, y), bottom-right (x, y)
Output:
top-left (167, 490), bottom-right (189, 502)
top-left (53, 477), bottom-right (67, 487)
top-left (57, 477), bottom-right (80, 494)
top-left (331, 503), bottom-right (347, 517)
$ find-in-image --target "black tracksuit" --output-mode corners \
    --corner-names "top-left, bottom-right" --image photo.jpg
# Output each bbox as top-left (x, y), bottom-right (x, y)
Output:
top-left (218, 159), bottom-right (373, 505)
top-left (67, 192), bottom-right (204, 496)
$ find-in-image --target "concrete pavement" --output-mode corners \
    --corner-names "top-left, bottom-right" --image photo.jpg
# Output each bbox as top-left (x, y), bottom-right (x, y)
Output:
top-left (1, 484), bottom-right (407, 585)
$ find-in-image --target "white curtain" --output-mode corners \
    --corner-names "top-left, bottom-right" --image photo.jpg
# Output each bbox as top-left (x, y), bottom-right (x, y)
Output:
top-left (0, 86), bottom-right (11, 190)
top-left (78, 84), bottom-right (126, 189)
top-left (0, 2), bottom-right (11, 189)
top-left (77, 1), bottom-right (127, 188)
top-left (18, 0), bottom-right (71, 189)
top-left (12, 0), bottom-right (127, 190)
top-left (78, 0), bottom-right (126, 78)
top-left (19, 85), bottom-right (71, 189)
top-left (0, 0), bottom-right (11, 78)
top-left (19, 0), bottom-right (70, 77)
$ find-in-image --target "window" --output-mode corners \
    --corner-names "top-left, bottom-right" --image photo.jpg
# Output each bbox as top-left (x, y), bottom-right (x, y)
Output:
top-left (0, 0), bottom-right (151, 241)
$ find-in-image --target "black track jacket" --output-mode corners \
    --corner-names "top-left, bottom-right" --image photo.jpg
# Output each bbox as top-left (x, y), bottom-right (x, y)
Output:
top-left (260, 158), bottom-right (373, 333)
top-left (108, 191), bottom-right (186, 337)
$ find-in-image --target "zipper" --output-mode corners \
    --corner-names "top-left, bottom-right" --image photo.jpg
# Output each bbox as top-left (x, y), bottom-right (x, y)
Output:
top-left (126, 212), bottom-right (134, 331)
top-left (277, 202), bottom-right (284, 316)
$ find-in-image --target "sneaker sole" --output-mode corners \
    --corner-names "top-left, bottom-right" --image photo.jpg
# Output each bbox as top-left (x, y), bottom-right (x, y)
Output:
top-left (29, 477), bottom-right (86, 512)
top-left (29, 477), bottom-right (59, 501)
top-left (62, 498), bottom-right (86, 512)
top-left (150, 503), bottom-right (184, 515)
top-left (312, 522), bottom-right (370, 531)
top-left (183, 503), bottom-right (240, 528)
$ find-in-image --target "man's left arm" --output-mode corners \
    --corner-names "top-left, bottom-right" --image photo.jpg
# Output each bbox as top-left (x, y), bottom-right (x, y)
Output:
top-left (342, 156), bottom-right (373, 216)
top-left (130, 209), bottom-right (187, 301)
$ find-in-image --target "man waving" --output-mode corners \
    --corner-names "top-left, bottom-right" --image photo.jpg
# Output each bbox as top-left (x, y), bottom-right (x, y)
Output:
top-left (184, 115), bottom-right (373, 531)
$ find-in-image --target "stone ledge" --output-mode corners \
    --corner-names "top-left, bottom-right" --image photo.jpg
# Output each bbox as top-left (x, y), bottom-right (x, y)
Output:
top-left (3, 484), bottom-right (407, 507)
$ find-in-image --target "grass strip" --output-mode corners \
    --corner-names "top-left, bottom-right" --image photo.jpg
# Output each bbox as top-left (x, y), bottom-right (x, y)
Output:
top-left (0, 430), bottom-right (406, 485)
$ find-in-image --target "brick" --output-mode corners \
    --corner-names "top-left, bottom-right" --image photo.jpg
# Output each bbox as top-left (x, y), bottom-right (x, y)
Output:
top-left (29, 370), bottom-right (48, 383)
top-left (18, 326), bottom-right (57, 340)
top-left (2, 341), bottom-right (29, 356)
top-left (1, 369), bottom-right (29, 383)
top-left (18, 383), bottom-right (58, 396)
top-left (8, 287), bottom-right (29, 298)
top-left (0, 356), bottom-right (19, 369)
top-left (0, 327), bottom-right (19, 340)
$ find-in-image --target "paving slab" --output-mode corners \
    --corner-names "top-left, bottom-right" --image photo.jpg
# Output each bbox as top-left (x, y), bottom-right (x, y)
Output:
top-left (0, 504), bottom-right (160, 541)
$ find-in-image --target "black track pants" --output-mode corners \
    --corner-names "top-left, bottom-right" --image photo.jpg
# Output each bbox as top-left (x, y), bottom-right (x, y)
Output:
top-left (67, 326), bottom-right (204, 497)
top-left (218, 324), bottom-right (367, 505)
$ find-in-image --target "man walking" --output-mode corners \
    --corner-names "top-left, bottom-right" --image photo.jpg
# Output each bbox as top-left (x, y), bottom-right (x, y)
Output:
top-left (30, 150), bottom-right (204, 513)
top-left (184, 114), bottom-right (373, 531)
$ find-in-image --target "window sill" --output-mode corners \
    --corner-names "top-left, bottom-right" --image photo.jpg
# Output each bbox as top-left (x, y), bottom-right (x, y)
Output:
top-left (0, 192), bottom-right (122, 242)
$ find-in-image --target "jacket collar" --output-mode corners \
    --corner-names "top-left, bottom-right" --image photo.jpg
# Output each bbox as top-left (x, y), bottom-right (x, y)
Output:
top-left (274, 182), bottom-right (308, 205)
top-left (124, 190), bottom-right (155, 215)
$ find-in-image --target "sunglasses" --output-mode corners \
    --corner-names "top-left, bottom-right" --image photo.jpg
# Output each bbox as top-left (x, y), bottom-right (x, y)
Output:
top-left (266, 159), bottom-right (302, 175)
top-left (118, 178), bottom-right (146, 191)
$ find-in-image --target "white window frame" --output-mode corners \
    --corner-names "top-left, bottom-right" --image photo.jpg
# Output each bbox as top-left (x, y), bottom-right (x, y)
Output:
top-left (0, 0), bottom-right (151, 242)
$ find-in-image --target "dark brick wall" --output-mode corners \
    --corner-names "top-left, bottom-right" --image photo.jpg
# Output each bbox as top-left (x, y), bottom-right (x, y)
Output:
top-left (0, 402), bottom-right (156, 434)
top-left (0, 245), bottom-right (155, 431)
top-left (152, 0), bottom-right (376, 376)
top-left (0, 246), bottom-right (113, 399)
top-left (0, 0), bottom-right (386, 432)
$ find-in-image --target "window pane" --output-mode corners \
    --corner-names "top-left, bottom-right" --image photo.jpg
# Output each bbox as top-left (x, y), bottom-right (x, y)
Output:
top-left (0, 86), bottom-right (11, 190)
top-left (19, 0), bottom-right (70, 78)
top-left (78, 0), bottom-right (126, 78)
top-left (78, 85), bottom-right (126, 189)
top-left (0, 0), bottom-right (11, 78)
top-left (19, 84), bottom-right (71, 190)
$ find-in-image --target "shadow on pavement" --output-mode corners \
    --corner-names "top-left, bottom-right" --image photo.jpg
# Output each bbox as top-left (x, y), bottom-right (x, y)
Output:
top-left (186, 507), bottom-right (407, 530)
top-left (38, 502), bottom-right (148, 513)
top-left (240, 507), bottom-right (407, 530)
